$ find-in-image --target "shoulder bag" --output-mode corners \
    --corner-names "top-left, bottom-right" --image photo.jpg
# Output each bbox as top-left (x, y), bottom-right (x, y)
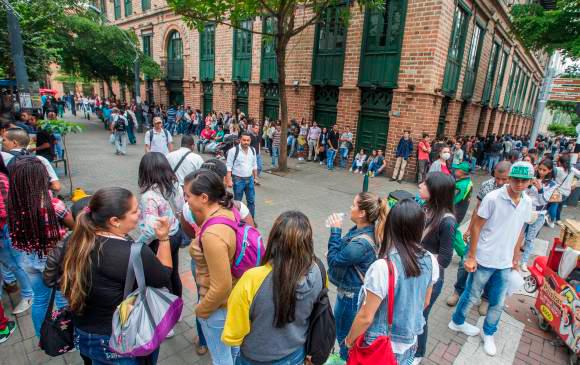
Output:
top-left (39, 287), bottom-right (74, 356)
top-left (347, 258), bottom-right (397, 365)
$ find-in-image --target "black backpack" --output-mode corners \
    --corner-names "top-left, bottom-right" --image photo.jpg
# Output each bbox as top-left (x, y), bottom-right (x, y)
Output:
top-left (113, 115), bottom-right (128, 132)
top-left (6, 149), bottom-right (35, 170)
top-left (306, 257), bottom-right (336, 365)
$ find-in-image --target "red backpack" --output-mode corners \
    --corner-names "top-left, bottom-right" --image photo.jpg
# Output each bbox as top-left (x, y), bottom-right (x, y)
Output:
top-left (198, 207), bottom-right (265, 278)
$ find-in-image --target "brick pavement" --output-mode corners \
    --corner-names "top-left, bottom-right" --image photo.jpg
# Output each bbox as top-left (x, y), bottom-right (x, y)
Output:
top-left (0, 113), bottom-right (577, 364)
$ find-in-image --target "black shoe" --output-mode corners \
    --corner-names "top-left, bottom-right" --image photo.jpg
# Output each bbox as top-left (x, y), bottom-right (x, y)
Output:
top-left (0, 321), bottom-right (16, 344)
top-left (390, 178), bottom-right (396, 182)
top-left (397, 180), bottom-right (402, 184)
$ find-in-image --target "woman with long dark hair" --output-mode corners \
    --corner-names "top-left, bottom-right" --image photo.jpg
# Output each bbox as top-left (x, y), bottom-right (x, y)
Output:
top-left (62, 187), bottom-right (172, 364)
top-left (346, 199), bottom-right (439, 364)
top-left (326, 192), bottom-right (387, 361)
top-left (137, 152), bottom-right (184, 296)
top-left (414, 171), bottom-right (456, 363)
top-left (547, 154), bottom-right (579, 227)
top-left (222, 211), bottom-right (323, 364)
top-left (186, 169), bottom-right (240, 365)
top-left (6, 158), bottom-right (74, 337)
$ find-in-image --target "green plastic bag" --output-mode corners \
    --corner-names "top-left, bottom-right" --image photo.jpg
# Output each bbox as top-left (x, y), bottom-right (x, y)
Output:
top-left (453, 224), bottom-right (468, 257)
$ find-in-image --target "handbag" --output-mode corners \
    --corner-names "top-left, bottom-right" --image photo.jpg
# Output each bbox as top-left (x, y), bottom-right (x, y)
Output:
top-left (109, 242), bottom-right (183, 357)
top-left (39, 287), bottom-right (75, 356)
top-left (347, 258), bottom-right (397, 365)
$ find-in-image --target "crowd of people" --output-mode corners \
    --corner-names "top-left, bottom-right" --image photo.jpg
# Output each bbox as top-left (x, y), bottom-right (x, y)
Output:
top-left (0, 98), bottom-right (578, 365)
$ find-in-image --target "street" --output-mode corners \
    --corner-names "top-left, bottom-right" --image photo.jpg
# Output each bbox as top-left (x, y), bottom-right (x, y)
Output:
top-left (0, 113), bottom-right (577, 365)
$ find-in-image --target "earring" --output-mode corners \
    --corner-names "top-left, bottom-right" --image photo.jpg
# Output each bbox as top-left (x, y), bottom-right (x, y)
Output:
top-left (115, 223), bottom-right (121, 228)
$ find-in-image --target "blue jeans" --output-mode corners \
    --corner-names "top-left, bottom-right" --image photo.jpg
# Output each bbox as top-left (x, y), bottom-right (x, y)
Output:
top-left (0, 228), bottom-right (33, 300)
top-left (452, 265), bottom-right (510, 336)
top-left (326, 149), bottom-right (337, 170)
top-left (287, 136), bottom-right (296, 157)
top-left (334, 291), bottom-right (359, 360)
top-left (233, 176), bottom-right (256, 219)
top-left (521, 214), bottom-right (546, 265)
top-left (548, 195), bottom-right (568, 221)
top-left (236, 346), bottom-right (305, 365)
top-left (271, 146), bottom-right (280, 167)
top-left (22, 253), bottom-right (68, 337)
top-left (198, 308), bottom-right (239, 365)
top-left (256, 154), bottom-right (263, 176)
top-left (396, 342), bottom-right (418, 365)
top-left (416, 277), bottom-right (443, 357)
top-left (114, 132), bottom-right (127, 154)
top-left (75, 328), bottom-right (159, 365)
top-left (488, 155), bottom-right (500, 172)
top-left (190, 261), bottom-right (207, 348)
top-left (454, 256), bottom-right (490, 300)
top-left (339, 147), bottom-right (349, 168)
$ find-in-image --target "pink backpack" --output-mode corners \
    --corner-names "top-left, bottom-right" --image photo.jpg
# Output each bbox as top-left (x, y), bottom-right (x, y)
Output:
top-left (199, 207), bottom-right (265, 278)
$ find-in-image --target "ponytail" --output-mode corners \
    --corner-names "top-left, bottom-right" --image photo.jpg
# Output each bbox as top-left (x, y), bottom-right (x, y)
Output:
top-left (375, 197), bottom-right (388, 244)
top-left (356, 192), bottom-right (390, 243)
top-left (220, 191), bottom-right (234, 209)
top-left (61, 212), bottom-right (98, 313)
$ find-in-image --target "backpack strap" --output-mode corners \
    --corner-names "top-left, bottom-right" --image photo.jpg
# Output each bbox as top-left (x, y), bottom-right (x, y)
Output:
top-left (232, 145), bottom-right (240, 167)
top-left (352, 233), bottom-right (376, 282)
top-left (173, 151), bottom-right (192, 173)
top-left (123, 242), bottom-right (142, 298)
top-left (198, 208), bottom-right (240, 251)
top-left (313, 257), bottom-right (327, 289)
top-left (384, 257), bottom-right (395, 330)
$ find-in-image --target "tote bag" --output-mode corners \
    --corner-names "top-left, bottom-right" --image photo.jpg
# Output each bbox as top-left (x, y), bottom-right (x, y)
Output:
top-left (109, 243), bottom-right (183, 357)
top-left (347, 258), bottom-right (397, 365)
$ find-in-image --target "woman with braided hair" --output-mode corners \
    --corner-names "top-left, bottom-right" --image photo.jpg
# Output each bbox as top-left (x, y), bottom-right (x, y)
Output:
top-left (6, 157), bottom-right (74, 337)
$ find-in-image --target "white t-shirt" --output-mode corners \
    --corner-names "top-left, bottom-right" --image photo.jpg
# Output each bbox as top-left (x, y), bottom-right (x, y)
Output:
top-left (226, 146), bottom-right (257, 178)
top-left (145, 129), bottom-right (173, 155)
top-left (182, 201), bottom-right (250, 227)
top-left (2, 151), bottom-right (59, 182)
top-left (362, 253), bottom-right (439, 354)
top-left (166, 148), bottom-right (204, 185)
top-left (476, 185), bottom-right (533, 269)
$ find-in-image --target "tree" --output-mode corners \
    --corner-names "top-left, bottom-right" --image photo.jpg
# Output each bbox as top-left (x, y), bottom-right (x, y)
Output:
top-left (511, 0), bottom-right (580, 60)
top-left (0, 0), bottom-right (78, 81)
top-left (168, 0), bottom-right (381, 171)
top-left (56, 14), bottom-right (161, 98)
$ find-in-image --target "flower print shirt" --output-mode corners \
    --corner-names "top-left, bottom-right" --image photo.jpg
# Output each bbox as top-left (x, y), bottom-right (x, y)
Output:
top-left (136, 184), bottom-right (184, 244)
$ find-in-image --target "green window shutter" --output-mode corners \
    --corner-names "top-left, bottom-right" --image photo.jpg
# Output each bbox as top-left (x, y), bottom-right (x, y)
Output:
top-left (525, 83), bottom-right (536, 116)
top-left (481, 41), bottom-right (500, 105)
top-left (200, 24), bottom-right (215, 81)
top-left (503, 58), bottom-right (517, 108)
top-left (233, 20), bottom-right (253, 81)
top-left (260, 17), bottom-right (278, 82)
top-left (142, 35), bottom-right (151, 56)
top-left (441, 4), bottom-right (470, 96)
top-left (167, 32), bottom-right (183, 80)
top-left (358, 0), bottom-right (408, 88)
top-left (142, 0), bottom-right (150, 11)
top-left (517, 74), bottom-right (529, 113)
top-left (114, 0), bottom-right (121, 19)
top-left (311, 5), bottom-right (348, 86)
top-left (508, 65), bottom-right (522, 110)
top-left (124, 0), bottom-right (132, 17)
top-left (492, 49), bottom-right (508, 107)
top-left (461, 23), bottom-right (485, 100)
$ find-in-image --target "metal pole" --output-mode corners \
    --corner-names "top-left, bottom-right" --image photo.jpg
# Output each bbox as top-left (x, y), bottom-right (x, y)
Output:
top-left (529, 53), bottom-right (557, 148)
top-left (134, 61), bottom-right (144, 132)
top-left (6, 4), bottom-right (30, 93)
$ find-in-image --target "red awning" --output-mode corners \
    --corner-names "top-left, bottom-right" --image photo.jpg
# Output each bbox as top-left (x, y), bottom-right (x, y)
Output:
top-left (39, 88), bottom-right (58, 95)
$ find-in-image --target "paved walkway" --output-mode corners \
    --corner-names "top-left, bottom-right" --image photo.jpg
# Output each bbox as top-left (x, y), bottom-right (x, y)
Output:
top-left (0, 112), bottom-right (577, 365)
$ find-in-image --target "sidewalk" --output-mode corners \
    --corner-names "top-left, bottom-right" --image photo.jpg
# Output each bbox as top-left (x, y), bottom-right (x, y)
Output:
top-left (0, 112), bottom-right (576, 364)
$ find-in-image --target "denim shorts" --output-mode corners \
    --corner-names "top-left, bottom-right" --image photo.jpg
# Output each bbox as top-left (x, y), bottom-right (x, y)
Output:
top-left (74, 328), bottom-right (159, 365)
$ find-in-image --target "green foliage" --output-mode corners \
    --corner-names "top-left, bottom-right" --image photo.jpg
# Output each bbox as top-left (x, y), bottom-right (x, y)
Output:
top-left (56, 14), bottom-right (161, 95)
top-left (511, 0), bottom-right (580, 60)
top-left (38, 119), bottom-right (83, 136)
top-left (547, 123), bottom-right (576, 136)
top-left (547, 100), bottom-right (580, 126)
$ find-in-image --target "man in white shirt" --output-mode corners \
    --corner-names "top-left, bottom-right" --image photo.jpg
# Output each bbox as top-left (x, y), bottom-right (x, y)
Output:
top-left (449, 161), bottom-right (534, 356)
top-left (144, 116), bottom-right (173, 155)
top-left (307, 121), bottom-right (321, 161)
top-left (167, 135), bottom-right (204, 186)
top-left (226, 132), bottom-right (258, 219)
top-left (2, 128), bottom-right (61, 192)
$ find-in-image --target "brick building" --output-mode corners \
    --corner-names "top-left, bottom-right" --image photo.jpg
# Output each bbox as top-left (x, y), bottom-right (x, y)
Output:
top-left (50, 0), bottom-right (547, 179)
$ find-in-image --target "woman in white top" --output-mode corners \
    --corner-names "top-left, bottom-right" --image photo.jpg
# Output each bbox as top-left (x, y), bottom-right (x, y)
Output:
top-left (547, 154), bottom-right (580, 225)
top-left (137, 152), bottom-right (184, 296)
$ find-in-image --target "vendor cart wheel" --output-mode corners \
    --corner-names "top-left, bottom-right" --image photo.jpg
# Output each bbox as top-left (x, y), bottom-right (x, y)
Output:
top-left (524, 275), bottom-right (538, 293)
top-left (538, 316), bottom-right (550, 331)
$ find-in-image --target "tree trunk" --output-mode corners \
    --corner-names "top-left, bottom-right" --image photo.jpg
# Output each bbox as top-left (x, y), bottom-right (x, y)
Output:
top-left (104, 78), bottom-right (116, 99)
top-left (62, 135), bottom-right (74, 197)
top-left (276, 36), bottom-right (290, 171)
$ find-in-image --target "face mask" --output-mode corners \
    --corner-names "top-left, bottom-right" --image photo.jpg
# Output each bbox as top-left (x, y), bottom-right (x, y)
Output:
top-left (441, 152), bottom-right (451, 160)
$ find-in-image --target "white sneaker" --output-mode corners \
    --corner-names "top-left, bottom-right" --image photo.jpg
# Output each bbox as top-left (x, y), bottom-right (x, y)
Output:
top-left (12, 298), bottom-right (32, 314)
top-left (520, 263), bottom-right (529, 272)
top-left (448, 320), bottom-right (480, 336)
top-left (482, 334), bottom-right (497, 356)
top-left (412, 357), bottom-right (423, 365)
top-left (166, 329), bottom-right (175, 339)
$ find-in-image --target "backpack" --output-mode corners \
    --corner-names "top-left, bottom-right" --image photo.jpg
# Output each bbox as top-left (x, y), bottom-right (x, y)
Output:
top-left (443, 213), bottom-right (468, 257)
top-left (113, 115), bottom-right (128, 132)
top-left (198, 207), bottom-right (264, 278)
top-left (149, 129), bottom-right (170, 144)
top-left (305, 257), bottom-right (336, 365)
top-left (6, 149), bottom-right (34, 170)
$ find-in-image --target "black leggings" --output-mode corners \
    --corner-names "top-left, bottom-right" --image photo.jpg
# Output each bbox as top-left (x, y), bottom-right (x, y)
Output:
top-left (149, 231), bottom-right (183, 297)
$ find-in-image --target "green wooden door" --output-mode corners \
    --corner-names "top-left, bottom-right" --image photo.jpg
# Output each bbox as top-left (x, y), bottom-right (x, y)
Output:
top-left (481, 41), bottom-right (500, 106)
top-left (233, 21), bottom-right (253, 81)
top-left (167, 32), bottom-right (183, 80)
top-left (263, 84), bottom-right (279, 121)
top-left (260, 17), bottom-right (278, 83)
top-left (461, 22), bottom-right (485, 101)
top-left (356, 88), bottom-right (391, 152)
top-left (167, 81), bottom-right (184, 106)
top-left (437, 97), bottom-right (451, 138)
top-left (314, 86), bottom-right (338, 129)
top-left (235, 82), bottom-right (249, 116)
top-left (202, 82), bottom-right (213, 116)
top-left (200, 24), bottom-right (215, 81)
top-left (311, 5), bottom-right (348, 86)
top-left (441, 4), bottom-right (470, 96)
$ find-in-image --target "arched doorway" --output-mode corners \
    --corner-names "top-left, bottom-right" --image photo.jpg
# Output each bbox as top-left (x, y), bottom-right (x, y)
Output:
top-left (166, 31), bottom-right (184, 106)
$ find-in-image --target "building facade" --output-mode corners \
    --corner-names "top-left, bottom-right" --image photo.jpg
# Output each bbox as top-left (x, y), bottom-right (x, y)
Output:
top-left (51, 0), bottom-right (547, 179)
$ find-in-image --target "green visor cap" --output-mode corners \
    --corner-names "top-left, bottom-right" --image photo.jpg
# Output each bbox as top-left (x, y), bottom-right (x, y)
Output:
top-left (509, 161), bottom-right (534, 179)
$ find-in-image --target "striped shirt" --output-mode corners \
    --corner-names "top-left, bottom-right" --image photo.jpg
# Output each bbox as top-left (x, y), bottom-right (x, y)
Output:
top-left (272, 130), bottom-right (281, 147)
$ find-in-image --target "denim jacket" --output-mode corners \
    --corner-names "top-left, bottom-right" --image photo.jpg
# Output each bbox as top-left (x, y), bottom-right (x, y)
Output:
top-left (327, 225), bottom-right (377, 293)
top-left (395, 138), bottom-right (413, 159)
top-left (359, 250), bottom-right (433, 346)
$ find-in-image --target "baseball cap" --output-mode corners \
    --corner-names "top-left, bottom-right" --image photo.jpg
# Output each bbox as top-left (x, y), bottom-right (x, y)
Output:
top-left (452, 162), bottom-right (470, 173)
top-left (509, 161), bottom-right (534, 179)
